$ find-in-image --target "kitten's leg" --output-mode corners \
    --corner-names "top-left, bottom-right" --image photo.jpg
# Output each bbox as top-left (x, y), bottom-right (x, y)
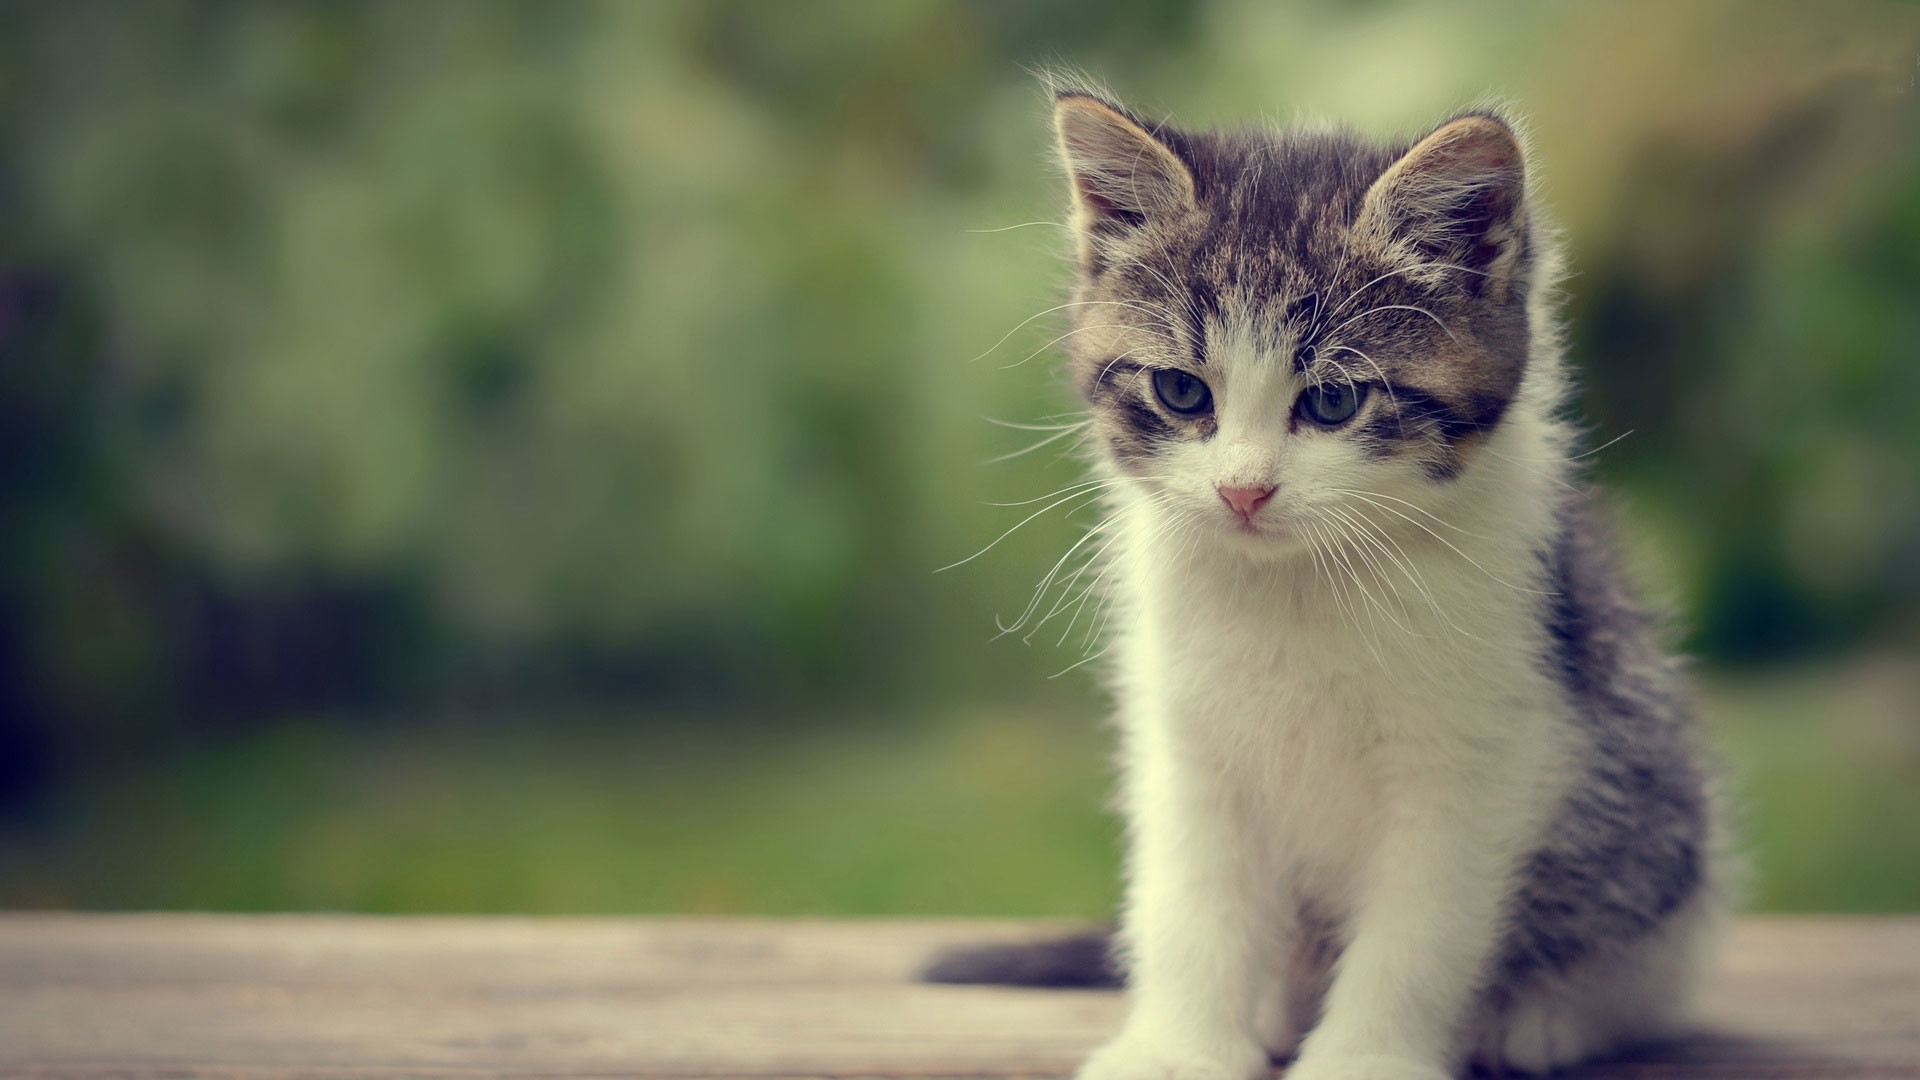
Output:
top-left (1286, 766), bottom-right (1541, 1080)
top-left (1078, 753), bottom-right (1273, 1080)
top-left (1251, 944), bottom-right (1318, 1064)
top-left (1250, 968), bottom-right (1295, 1061)
top-left (1259, 906), bottom-right (1336, 1063)
top-left (1472, 890), bottom-right (1721, 1075)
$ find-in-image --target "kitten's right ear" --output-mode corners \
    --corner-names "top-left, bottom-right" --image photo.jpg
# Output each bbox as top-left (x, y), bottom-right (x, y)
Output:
top-left (1355, 113), bottom-right (1528, 293)
top-left (1053, 93), bottom-right (1196, 256)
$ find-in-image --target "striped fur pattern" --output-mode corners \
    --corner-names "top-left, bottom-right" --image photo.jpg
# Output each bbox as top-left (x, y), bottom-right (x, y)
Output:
top-left (941, 83), bottom-right (1728, 1080)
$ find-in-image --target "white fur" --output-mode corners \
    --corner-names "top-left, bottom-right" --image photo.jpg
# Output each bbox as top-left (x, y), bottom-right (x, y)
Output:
top-left (1076, 286), bottom-right (1710, 1079)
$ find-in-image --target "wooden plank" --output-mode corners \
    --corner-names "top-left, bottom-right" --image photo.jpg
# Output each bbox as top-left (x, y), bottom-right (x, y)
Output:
top-left (0, 915), bottom-right (1915, 1078)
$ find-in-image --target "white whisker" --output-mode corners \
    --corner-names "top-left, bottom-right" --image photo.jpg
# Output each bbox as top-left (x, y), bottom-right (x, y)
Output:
top-left (1337, 493), bottom-right (1548, 595)
top-left (1325, 303), bottom-right (1459, 344)
top-left (968, 300), bottom-right (1176, 365)
top-left (965, 220), bottom-right (1069, 234)
top-left (982, 423), bottom-right (1090, 465)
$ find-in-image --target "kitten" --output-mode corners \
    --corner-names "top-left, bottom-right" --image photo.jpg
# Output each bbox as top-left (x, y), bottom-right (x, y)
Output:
top-left (928, 83), bottom-right (1727, 1080)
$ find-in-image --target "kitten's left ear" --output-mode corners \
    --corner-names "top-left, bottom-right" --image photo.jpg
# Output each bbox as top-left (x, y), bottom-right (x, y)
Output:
top-left (1053, 92), bottom-right (1197, 262)
top-left (1357, 113), bottom-right (1528, 292)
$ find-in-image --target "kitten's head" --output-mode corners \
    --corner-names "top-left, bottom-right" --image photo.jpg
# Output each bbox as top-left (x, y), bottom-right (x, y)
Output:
top-left (1051, 86), bottom-right (1543, 557)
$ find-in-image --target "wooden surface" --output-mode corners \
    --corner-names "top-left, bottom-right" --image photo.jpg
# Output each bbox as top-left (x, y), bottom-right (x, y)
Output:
top-left (0, 915), bottom-right (1917, 1079)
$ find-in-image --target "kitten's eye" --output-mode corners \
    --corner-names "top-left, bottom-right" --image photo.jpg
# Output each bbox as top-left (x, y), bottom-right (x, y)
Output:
top-left (1299, 382), bottom-right (1367, 426)
top-left (1152, 369), bottom-right (1212, 414)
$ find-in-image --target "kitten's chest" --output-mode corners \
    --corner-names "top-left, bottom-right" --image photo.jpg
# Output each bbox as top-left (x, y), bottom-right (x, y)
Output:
top-left (1122, 571), bottom-right (1412, 886)
top-left (1140, 571), bottom-right (1384, 748)
top-left (1140, 564), bottom-right (1393, 734)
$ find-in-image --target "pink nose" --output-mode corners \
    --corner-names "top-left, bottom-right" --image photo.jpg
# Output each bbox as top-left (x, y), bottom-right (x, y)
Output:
top-left (1218, 484), bottom-right (1275, 522)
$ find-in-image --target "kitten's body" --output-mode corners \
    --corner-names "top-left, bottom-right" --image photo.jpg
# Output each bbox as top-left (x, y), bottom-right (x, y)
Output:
top-left (932, 87), bottom-right (1724, 1080)
top-left (1098, 410), bottom-right (1718, 1078)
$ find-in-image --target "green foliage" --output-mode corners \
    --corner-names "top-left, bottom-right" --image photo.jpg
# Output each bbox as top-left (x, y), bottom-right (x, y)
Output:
top-left (3, 663), bottom-right (1914, 913)
top-left (0, 1), bottom-right (1916, 911)
top-left (5, 1), bottom-right (1917, 723)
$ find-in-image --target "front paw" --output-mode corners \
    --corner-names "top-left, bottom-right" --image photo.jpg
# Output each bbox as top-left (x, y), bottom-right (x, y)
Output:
top-left (1284, 1053), bottom-right (1450, 1080)
top-left (1077, 1031), bottom-right (1268, 1080)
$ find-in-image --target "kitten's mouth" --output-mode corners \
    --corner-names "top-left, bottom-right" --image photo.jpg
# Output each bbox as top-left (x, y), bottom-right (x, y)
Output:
top-left (1228, 515), bottom-right (1289, 541)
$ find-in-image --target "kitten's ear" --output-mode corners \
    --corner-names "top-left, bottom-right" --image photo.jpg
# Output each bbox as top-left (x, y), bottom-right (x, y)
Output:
top-left (1357, 113), bottom-right (1528, 292)
top-left (1053, 92), bottom-right (1196, 253)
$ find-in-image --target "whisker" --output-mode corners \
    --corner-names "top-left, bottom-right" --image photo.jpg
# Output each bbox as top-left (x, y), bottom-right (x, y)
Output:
top-left (1494, 428), bottom-right (1636, 464)
top-left (986, 475), bottom-right (1157, 508)
top-left (965, 220), bottom-right (1070, 234)
top-left (992, 483), bottom-right (1178, 641)
top-left (994, 514), bottom-right (1118, 639)
top-left (1039, 535), bottom-right (1120, 645)
top-left (968, 300), bottom-right (1175, 364)
top-left (938, 485), bottom-right (1113, 573)
top-left (1338, 495), bottom-right (1549, 595)
top-left (1321, 513), bottom-right (1420, 636)
top-left (1480, 448), bottom-right (1584, 493)
top-left (1321, 261), bottom-right (1492, 325)
top-left (1329, 504), bottom-right (1468, 639)
top-left (1096, 347), bottom-right (1151, 387)
top-left (1048, 643), bottom-right (1111, 679)
top-left (982, 423), bottom-right (1090, 465)
top-left (1318, 352), bottom-right (1361, 397)
top-left (1330, 488), bottom-right (1486, 539)
top-left (1308, 520), bottom-right (1391, 666)
top-left (982, 416), bottom-right (1090, 432)
top-left (1025, 497), bottom-right (1171, 644)
top-left (1000, 323), bottom-right (1171, 370)
top-left (1325, 303), bottom-right (1459, 344)
top-left (1321, 344), bottom-right (1396, 402)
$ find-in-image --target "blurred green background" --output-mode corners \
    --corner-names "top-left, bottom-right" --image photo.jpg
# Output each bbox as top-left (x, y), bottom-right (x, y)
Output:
top-left (1, 1), bottom-right (1917, 915)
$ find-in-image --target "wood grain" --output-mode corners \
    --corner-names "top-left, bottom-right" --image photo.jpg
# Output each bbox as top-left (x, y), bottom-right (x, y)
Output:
top-left (0, 915), bottom-right (1915, 1078)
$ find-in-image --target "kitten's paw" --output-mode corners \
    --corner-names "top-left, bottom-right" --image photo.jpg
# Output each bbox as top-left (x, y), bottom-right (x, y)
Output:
top-left (1471, 997), bottom-right (1596, 1076)
top-left (1076, 1032), bottom-right (1267, 1080)
top-left (1283, 1053), bottom-right (1450, 1080)
top-left (1466, 999), bottom-right (1605, 1068)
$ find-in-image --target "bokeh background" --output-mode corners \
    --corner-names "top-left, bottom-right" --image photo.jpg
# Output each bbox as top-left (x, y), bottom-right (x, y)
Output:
top-left (2, 1), bottom-right (1917, 915)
